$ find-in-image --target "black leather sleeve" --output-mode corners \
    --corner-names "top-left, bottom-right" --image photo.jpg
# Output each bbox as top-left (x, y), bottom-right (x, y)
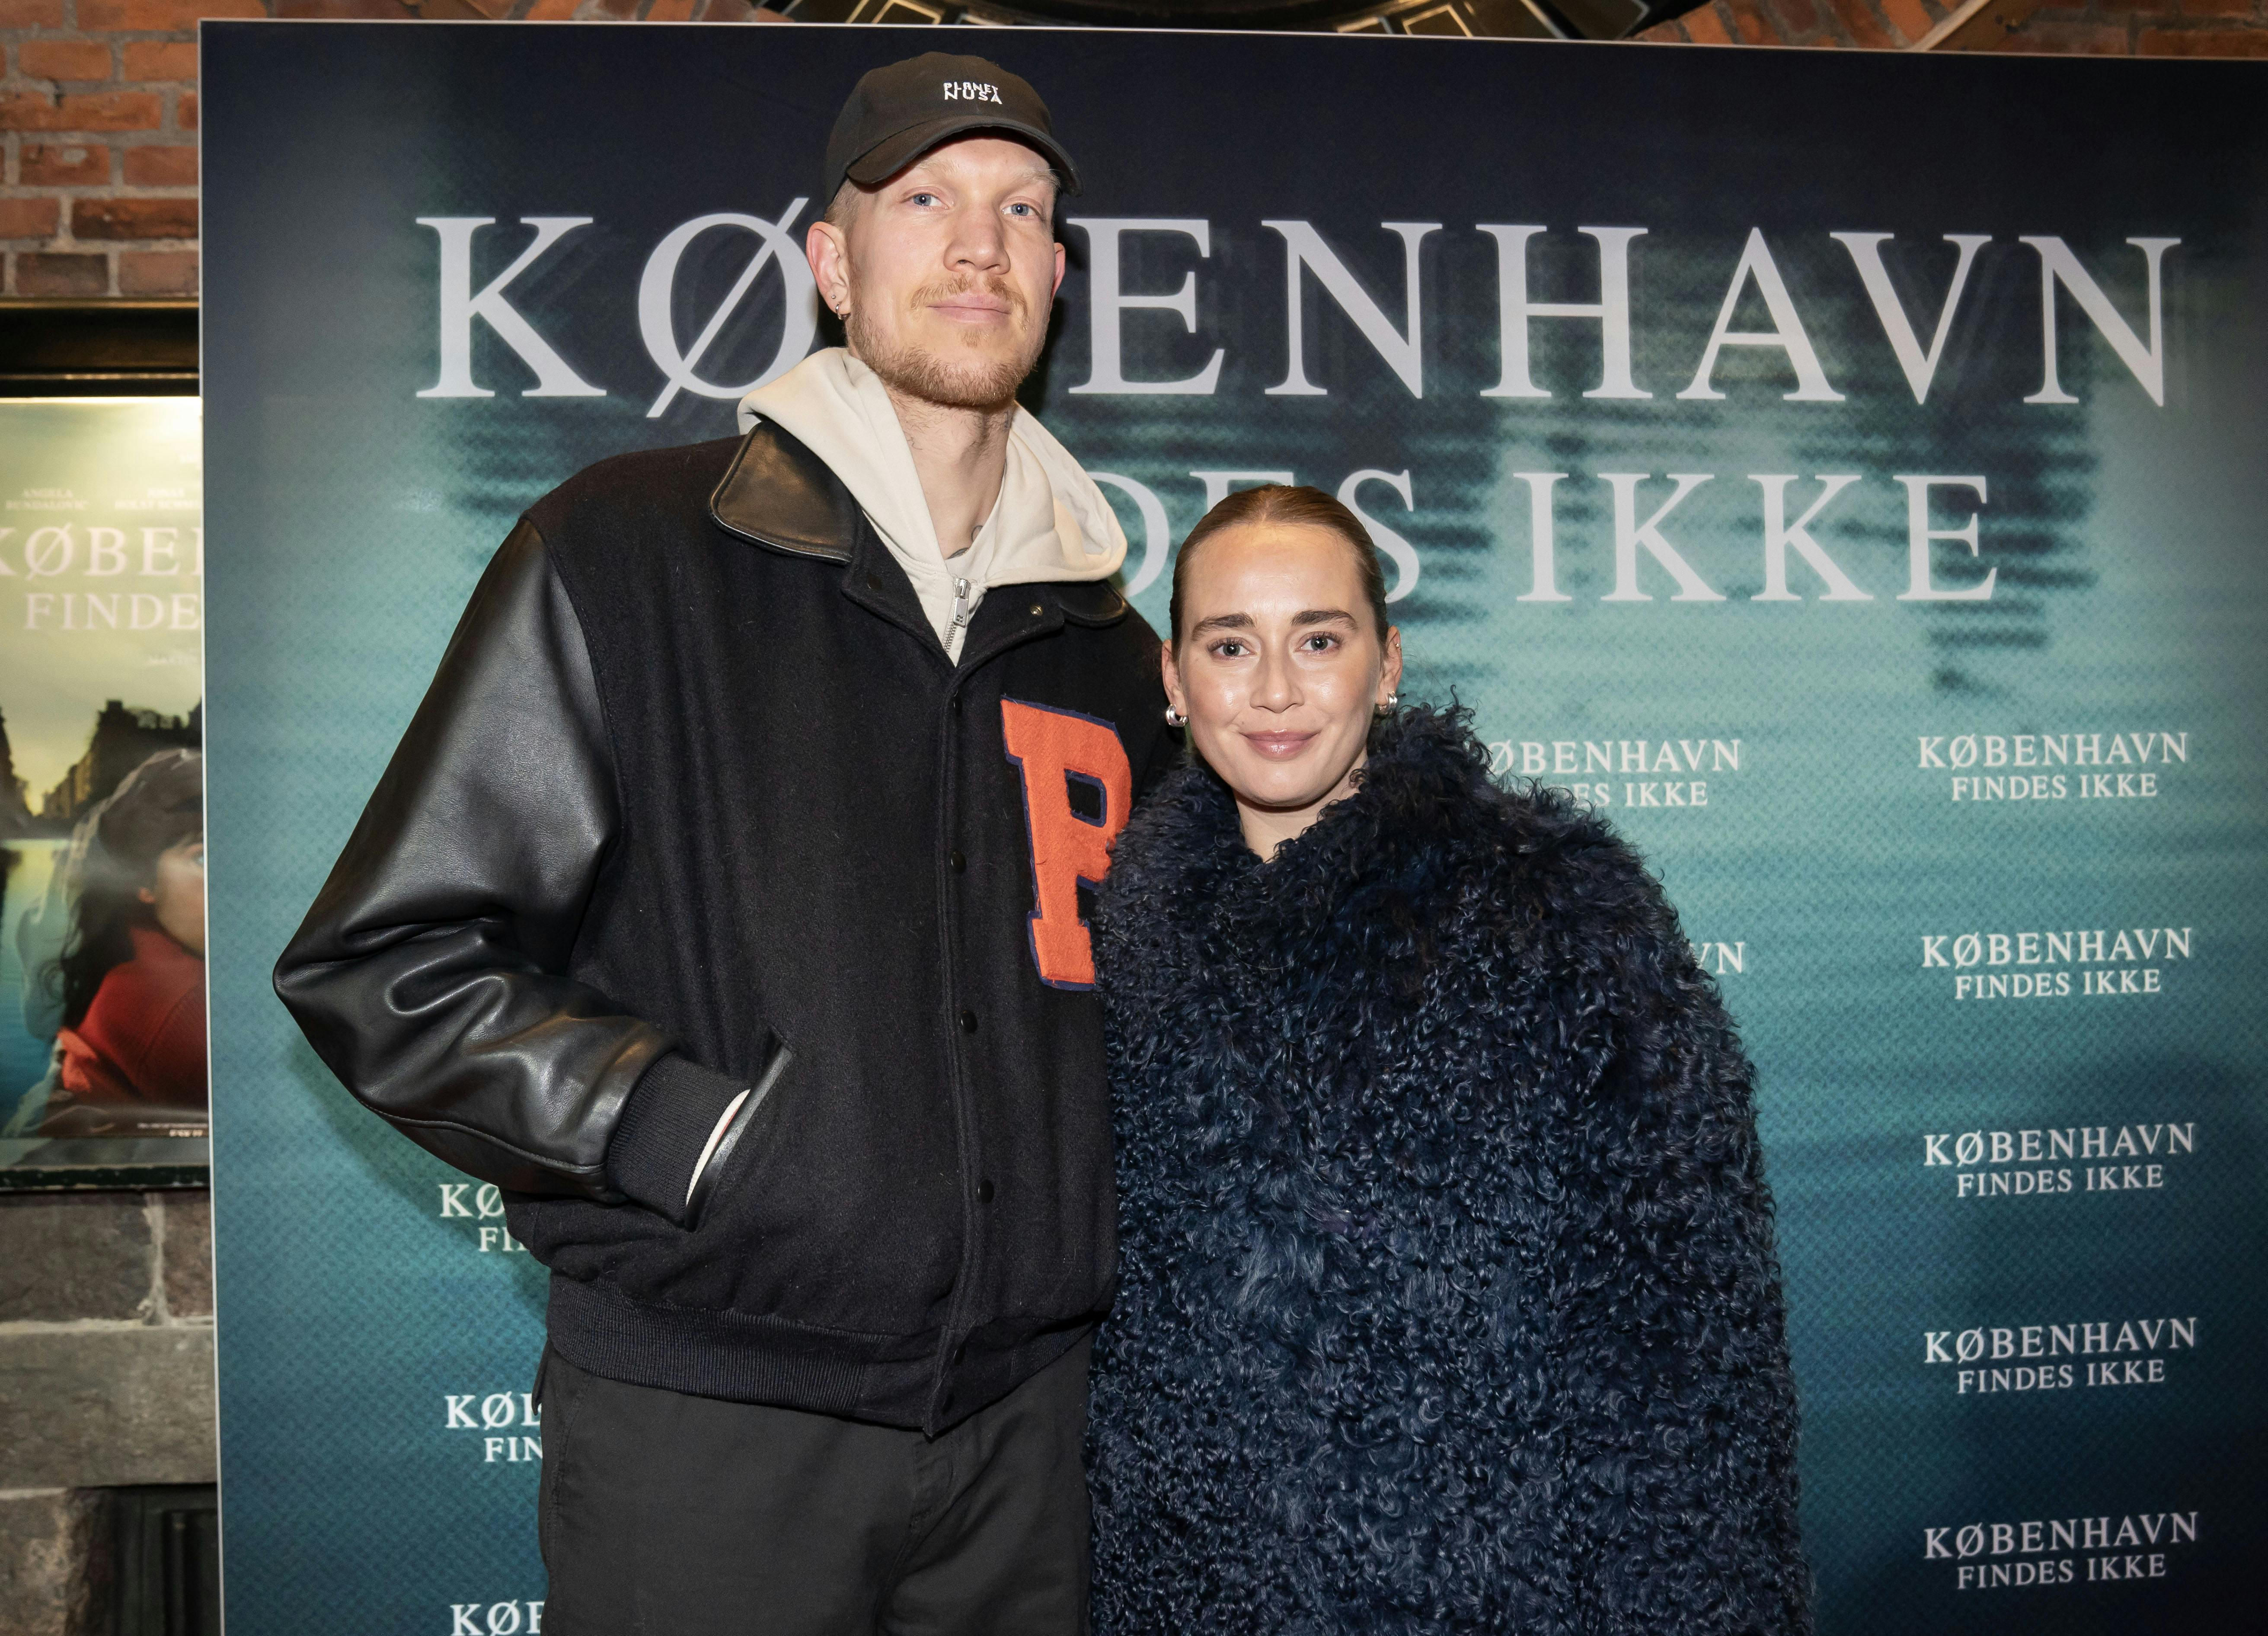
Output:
top-left (273, 519), bottom-right (745, 1217)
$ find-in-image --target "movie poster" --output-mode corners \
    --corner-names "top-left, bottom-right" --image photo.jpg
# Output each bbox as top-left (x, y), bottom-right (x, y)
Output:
top-left (200, 24), bottom-right (2264, 1635)
top-left (0, 398), bottom-right (206, 1161)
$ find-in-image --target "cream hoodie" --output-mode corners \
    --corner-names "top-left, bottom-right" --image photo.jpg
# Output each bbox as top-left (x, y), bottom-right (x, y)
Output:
top-left (737, 349), bottom-right (1125, 662)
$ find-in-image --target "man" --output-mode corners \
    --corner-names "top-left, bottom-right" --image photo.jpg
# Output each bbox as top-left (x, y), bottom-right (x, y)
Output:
top-left (275, 53), bottom-right (1169, 1634)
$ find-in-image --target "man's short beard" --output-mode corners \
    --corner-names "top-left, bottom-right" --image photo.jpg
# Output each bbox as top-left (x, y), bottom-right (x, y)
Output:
top-left (847, 278), bottom-right (1041, 412)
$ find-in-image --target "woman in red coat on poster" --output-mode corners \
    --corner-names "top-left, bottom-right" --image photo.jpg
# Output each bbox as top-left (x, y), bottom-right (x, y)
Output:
top-left (22, 749), bottom-right (208, 1135)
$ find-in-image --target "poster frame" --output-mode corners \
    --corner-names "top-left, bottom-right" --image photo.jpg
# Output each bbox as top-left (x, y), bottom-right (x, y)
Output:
top-left (0, 301), bottom-right (208, 1190)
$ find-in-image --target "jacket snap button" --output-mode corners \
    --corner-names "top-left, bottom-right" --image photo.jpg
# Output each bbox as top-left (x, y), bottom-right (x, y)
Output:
top-left (949, 850), bottom-right (966, 873)
top-left (1030, 603), bottom-right (1044, 617)
top-left (975, 1178), bottom-right (994, 1204)
top-left (866, 573), bottom-right (884, 590)
top-left (959, 1008), bottom-right (978, 1034)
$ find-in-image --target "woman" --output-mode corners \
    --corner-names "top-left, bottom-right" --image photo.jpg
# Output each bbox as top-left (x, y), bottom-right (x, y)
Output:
top-left (1087, 487), bottom-right (1807, 1635)
top-left (9, 749), bottom-right (208, 1137)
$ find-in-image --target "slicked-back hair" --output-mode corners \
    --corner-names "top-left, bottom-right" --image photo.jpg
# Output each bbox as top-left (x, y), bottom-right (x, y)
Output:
top-left (1169, 483), bottom-right (1390, 646)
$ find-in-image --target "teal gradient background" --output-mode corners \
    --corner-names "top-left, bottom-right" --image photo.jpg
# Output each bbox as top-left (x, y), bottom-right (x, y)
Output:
top-left (201, 23), bottom-right (2265, 1632)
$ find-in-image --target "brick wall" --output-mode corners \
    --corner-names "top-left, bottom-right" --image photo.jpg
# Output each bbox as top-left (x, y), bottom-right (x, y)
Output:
top-left (1, 0), bottom-right (2264, 298)
top-left (0, 1189), bottom-right (216, 1636)
top-left (0, 0), bottom-right (779, 299)
top-left (0, 0), bottom-right (204, 298)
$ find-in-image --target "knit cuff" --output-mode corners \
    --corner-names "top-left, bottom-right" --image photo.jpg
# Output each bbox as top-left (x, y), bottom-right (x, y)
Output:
top-left (607, 1053), bottom-right (748, 1225)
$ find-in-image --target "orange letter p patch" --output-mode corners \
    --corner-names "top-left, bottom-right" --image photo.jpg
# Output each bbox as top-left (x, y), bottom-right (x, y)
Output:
top-left (1000, 699), bottom-right (1133, 990)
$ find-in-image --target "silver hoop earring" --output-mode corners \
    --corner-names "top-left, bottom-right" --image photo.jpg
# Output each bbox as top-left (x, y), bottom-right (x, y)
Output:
top-left (1376, 693), bottom-right (1399, 717)
top-left (1164, 706), bottom-right (1185, 727)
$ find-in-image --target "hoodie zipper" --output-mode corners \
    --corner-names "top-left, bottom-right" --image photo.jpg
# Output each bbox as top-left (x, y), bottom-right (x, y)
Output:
top-left (947, 575), bottom-right (974, 662)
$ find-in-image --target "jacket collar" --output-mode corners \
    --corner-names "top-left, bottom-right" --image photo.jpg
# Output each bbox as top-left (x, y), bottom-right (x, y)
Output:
top-left (708, 419), bottom-right (1131, 629)
top-left (708, 416), bottom-right (861, 562)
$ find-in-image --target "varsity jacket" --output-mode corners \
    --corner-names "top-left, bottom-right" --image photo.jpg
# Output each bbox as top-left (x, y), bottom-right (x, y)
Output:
top-left (274, 420), bottom-right (1172, 1434)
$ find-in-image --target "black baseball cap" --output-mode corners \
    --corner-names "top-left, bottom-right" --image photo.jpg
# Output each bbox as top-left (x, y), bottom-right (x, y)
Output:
top-left (822, 52), bottom-right (1080, 207)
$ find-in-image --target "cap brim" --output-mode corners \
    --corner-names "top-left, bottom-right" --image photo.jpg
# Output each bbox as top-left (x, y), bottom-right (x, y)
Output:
top-left (842, 116), bottom-right (1080, 198)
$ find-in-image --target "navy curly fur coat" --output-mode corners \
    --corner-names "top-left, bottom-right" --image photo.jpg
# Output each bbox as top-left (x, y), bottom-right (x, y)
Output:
top-left (1086, 707), bottom-right (1808, 1636)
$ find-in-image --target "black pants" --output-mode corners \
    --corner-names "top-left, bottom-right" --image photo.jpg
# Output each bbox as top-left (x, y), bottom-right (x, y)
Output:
top-left (537, 1336), bottom-right (1092, 1636)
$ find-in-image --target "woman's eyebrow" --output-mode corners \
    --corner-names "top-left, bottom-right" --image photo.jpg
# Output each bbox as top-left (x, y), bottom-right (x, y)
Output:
top-left (1190, 612), bottom-right (1255, 635)
top-left (1291, 608), bottom-right (1356, 627)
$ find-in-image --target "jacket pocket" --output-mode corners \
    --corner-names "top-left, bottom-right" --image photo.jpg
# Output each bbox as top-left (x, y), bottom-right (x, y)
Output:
top-left (685, 1031), bottom-right (795, 1228)
top-left (652, 1030), bottom-right (963, 1333)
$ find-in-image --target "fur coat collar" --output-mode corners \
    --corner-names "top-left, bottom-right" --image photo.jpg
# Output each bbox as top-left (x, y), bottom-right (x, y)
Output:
top-left (1105, 701), bottom-right (1547, 930)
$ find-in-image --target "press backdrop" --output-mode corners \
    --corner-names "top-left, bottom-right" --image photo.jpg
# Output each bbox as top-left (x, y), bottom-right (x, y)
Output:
top-left (201, 22), bottom-right (2265, 1634)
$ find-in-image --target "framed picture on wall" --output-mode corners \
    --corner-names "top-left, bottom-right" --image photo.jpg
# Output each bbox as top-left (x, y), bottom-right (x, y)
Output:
top-left (0, 299), bottom-right (205, 1190)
